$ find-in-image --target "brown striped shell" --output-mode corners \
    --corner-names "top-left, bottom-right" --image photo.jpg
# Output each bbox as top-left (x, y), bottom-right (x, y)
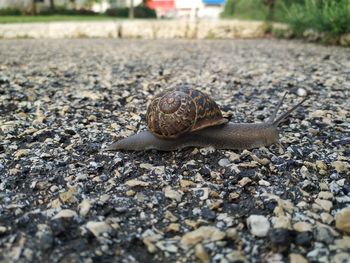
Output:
top-left (146, 87), bottom-right (228, 139)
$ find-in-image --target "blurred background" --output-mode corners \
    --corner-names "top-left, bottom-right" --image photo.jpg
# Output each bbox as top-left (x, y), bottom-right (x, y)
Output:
top-left (0, 0), bottom-right (349, 45)
top-left (1, 0), bottom-right (229, 20)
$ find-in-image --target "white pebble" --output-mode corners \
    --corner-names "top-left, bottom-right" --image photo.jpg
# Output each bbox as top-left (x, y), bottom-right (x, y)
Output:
top-left (247, 215), bottom-right (270, 237)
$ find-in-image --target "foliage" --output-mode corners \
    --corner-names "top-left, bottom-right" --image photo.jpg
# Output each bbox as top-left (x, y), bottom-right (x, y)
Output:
top-left (134, 5), bottom-right (156, 18)
top-left (105, 5), bottom-right (156, 18)
top-left (282, 0), bottom-right (350, 36)
top-left (222, 0), bottom-right (350, 36)
top-left (105, 7), bottom-right (129, 17)
top-left (39, 7), bottom-right (97, 16)
top-left (221, 0), bottom-right (302, 20)
top-left (0, 8), bottom-right (23, 16)
top-left (222, 0), bottom-right (236, 17)
top-left (0, 6), bottom-right (98, 16)
top-left (0, 15), bottom-right (114, 24)
top-left (221, 0), bottom-right (268, 20)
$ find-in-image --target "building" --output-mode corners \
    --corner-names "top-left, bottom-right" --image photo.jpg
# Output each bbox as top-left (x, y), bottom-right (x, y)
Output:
top-left (108, 0), bottom-right (143, 8)
top-left (175, 0), bottom-right (225, 20)
top-left (173, 0), bottom-right (200, 20)
top-left (146, 0), bottom-right (225, 19)
top-left (146, 0), bottom-right (174, 18)
top-left (199, 0), bottom-right (226, 19)
top-left (92, 0), bottom-right (143, 13)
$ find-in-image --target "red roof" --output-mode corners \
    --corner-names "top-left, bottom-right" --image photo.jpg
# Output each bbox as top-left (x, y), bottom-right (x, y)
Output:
top-left (146, 0), bottom-right (174, 11)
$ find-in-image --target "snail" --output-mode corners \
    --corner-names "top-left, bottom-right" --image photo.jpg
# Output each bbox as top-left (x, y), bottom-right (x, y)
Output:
top-left (105, 86), bottom-right (308, 151)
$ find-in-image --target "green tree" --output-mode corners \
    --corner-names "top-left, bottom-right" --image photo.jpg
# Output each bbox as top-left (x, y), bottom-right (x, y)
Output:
top-left (262, 0), bottom-right (275, 21)
top-left (49, 0), bottom-right (55, 11)
top-left (222, 0), bottom-right (236, 17)
top-left (129, 0), bottom-right (134, 18)
top-left (31, 0), bottom-right (37, 15)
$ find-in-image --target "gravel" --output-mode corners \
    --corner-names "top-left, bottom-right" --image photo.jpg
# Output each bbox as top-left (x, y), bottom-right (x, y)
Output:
top-left (0, 39), bottom-right (349, 262)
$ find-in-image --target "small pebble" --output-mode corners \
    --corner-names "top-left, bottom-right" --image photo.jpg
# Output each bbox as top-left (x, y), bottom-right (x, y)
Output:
top-left (164, 186), bottom-right (183, 202)
top-left (195, 244), bottom-right (210, 263)
top-left (86, 221), bottom-right (111, 237)
top-left (268, 228), bottom-right (292, 253)
top-left (78, 199), bottom-right (91, 217)
top-left (180, 226), bottom-right (225, 247)
top-left (331, 253), bottom-right (350, 263)
top-left (295, 231), bottom-right (313, 247)
top-left (314, 226), bottom-right (335, 244)
top-left (247, 215), bottom-right (270, 237)
top-left (52, 209), bottom-right (77, 220)
top-left (335, 208), bottom-right (350, 234)
top-left (293, 222), bottom-right (313, 232)
top-left (289, 253), bottom-right (308, 263)
top-left (218, 158), bottom-right (230, 167)
top-left (332, 161), bottom-right (348, 173)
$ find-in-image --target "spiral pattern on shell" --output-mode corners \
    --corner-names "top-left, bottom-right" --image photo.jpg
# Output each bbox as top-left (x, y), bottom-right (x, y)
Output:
top-left (146, 87), bottom-right (228, 139)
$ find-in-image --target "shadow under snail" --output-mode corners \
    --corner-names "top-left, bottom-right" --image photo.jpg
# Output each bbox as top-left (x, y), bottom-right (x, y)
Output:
top-left (105, 87), bottom-right (308, 151)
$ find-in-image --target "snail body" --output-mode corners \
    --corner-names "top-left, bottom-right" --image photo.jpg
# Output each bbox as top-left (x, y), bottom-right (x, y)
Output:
top-left (105, 123), bottom-right (278, 151)
top-left (105, 88), bottom-right (307, 151)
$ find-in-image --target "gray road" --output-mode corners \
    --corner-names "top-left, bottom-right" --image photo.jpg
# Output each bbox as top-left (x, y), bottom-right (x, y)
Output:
top-left (0, 39), bottom-right (349, 263)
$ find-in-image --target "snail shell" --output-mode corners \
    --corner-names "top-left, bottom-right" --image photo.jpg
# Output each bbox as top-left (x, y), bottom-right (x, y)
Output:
top-left (146, 87), bottom-right (228, 139)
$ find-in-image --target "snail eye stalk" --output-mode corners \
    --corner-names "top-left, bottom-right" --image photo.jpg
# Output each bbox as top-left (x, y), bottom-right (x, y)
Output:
top-left (270, 93), bottom-right (309, 126)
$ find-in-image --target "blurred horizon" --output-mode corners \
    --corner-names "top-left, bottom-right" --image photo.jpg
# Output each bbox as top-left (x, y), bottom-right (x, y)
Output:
top-left (0, 0), bottom-right (349, 45)
top-left (0, 0), bottom-right (227, 20)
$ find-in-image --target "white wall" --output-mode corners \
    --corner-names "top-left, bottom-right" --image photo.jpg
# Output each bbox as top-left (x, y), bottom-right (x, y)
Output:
top-left (128, 0), bottom-right (143, 7)
top-left (94, 0), bottom-right (143, 13)
top-left (92, 0), bottom-right (110, 13)
top-left (175, 0), bottom-right (223, 20)
top-left (0, 0), bottom-right (31, 9)
top-left (175, 0), bottom-right (203, 9)
top-left (198, 5), bottom-right (223, 19)
top-left (109, 0), bottom-right (143, 8)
